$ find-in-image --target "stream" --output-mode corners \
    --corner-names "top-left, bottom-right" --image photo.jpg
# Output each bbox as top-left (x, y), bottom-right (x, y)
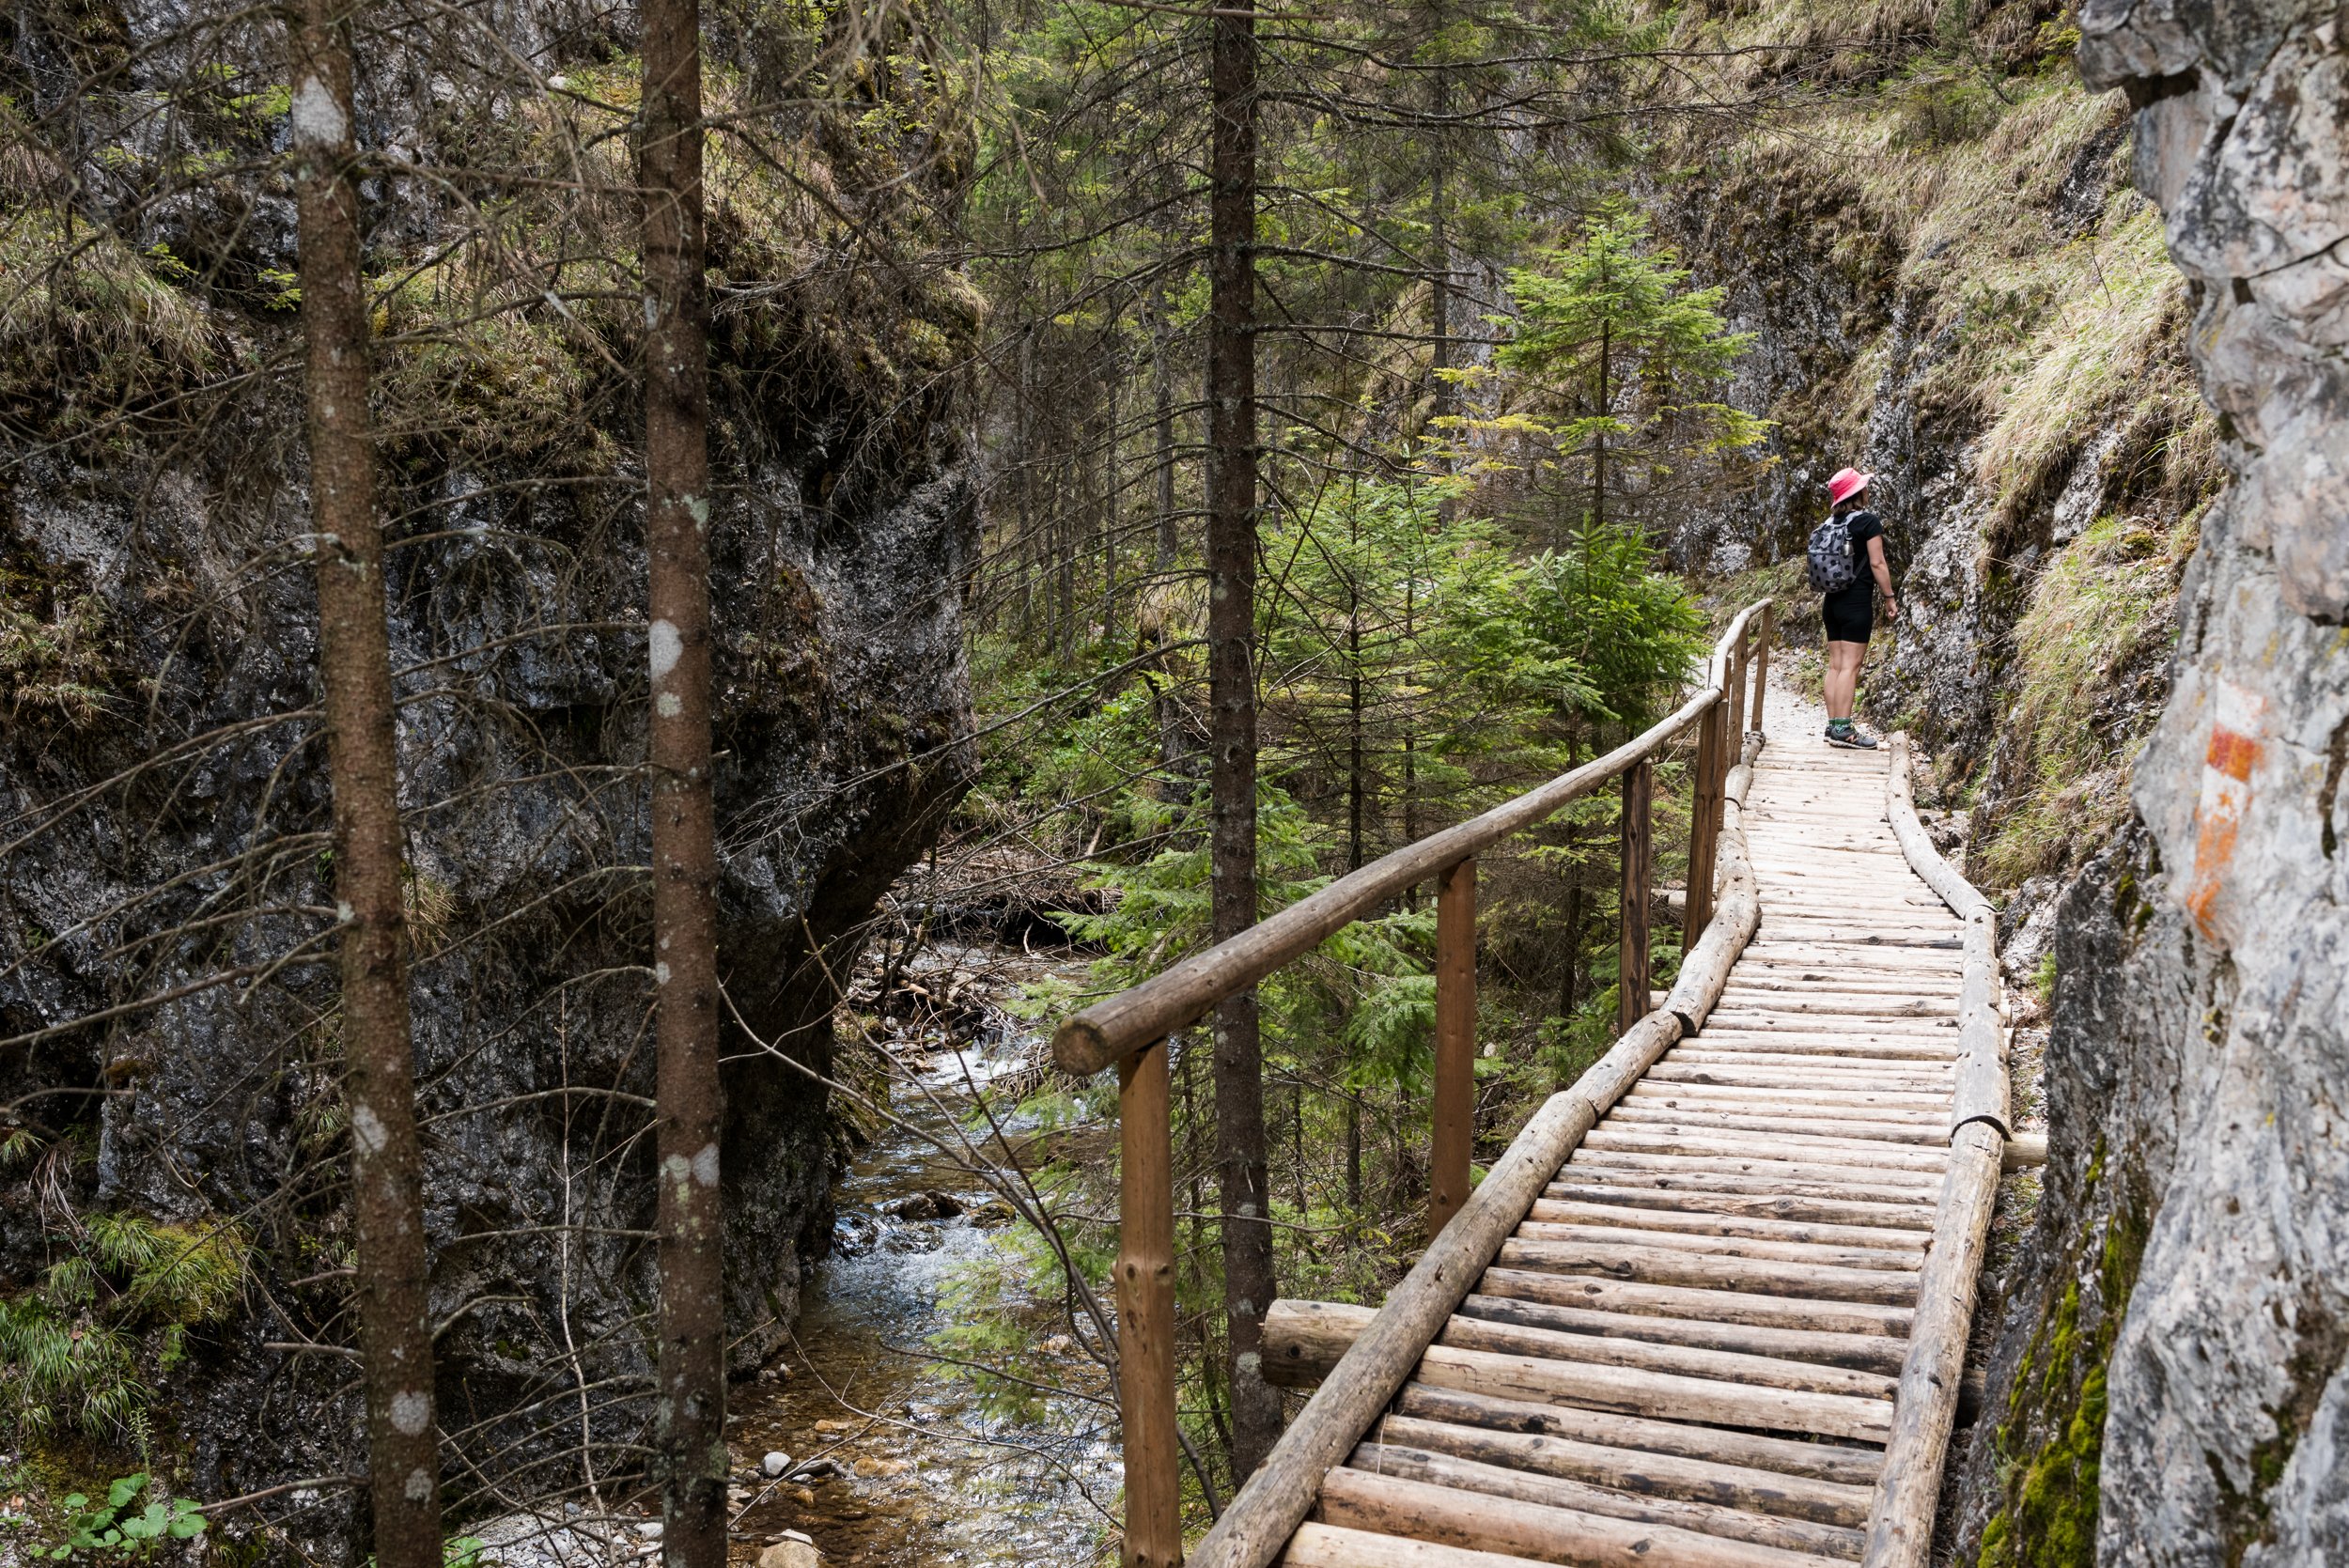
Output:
top-left (723, 941), bottom-right (1119, 1567)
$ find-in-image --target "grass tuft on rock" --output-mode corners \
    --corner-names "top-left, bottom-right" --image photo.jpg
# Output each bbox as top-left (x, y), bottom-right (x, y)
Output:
top-left (1972, 511), bottom-right (2197, 885)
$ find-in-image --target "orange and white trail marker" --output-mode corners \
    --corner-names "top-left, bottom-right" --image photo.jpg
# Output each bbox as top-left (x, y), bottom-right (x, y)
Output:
top-left (2185, 679), bottom-right (2264, 943)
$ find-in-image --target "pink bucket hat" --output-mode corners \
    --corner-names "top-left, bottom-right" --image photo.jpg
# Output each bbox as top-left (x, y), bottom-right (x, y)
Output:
top-left (1827, 467), bottom-right (1873, 505)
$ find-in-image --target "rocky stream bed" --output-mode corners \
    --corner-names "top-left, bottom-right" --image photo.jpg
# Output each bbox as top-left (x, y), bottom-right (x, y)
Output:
top-left (718, 942), bottom-right (1116, 1568)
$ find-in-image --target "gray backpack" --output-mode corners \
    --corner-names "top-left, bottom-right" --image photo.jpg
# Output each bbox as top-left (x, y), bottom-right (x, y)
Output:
top-left (1806, 514), bottom-right (1858, 593)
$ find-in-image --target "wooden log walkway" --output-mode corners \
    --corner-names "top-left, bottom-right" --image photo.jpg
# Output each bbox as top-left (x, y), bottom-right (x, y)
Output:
top-left (1237, 709), bottom-right (2014, 1568)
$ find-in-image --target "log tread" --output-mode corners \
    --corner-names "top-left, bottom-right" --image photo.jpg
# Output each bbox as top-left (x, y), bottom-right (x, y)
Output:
top-left (1280, 722), bottom-right (1998, 1568)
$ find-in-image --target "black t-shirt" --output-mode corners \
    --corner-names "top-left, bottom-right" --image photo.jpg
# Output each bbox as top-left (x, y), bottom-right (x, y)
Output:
top-left (1826, 510), bottom-right (1883, 613)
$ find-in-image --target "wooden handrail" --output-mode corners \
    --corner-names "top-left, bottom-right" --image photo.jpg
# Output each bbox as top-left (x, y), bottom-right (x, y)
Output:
top-left (1186, 722), bottom-right (1768, 1568)
top-left (1053, 599), bottom-right (1773, 1568)
top-left (1052, 598), bottom-right (1774, 1077)
top-left (1865, 731), bottom-right (2012, 1568)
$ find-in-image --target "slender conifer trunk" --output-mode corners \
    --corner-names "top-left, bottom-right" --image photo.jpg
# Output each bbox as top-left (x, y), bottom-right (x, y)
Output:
top-left (1100, 360), bottom-right (1119, 642)
top-left (1346, 502), bottom-right (1365, 872)
top-left (1401, 574), bottom-right (1418, 866)
top-left (1146, 299), bottom-right (1188, 804)
top-left (1594, 318), bottom-right (1610, 530)
top-left (1345, 509), bottom-right (1364, 1209)
top-left (1153, 289), bottom-right (1176, 567)
top-left (1206, 0), bottom-right (1282, 1480)
top-left (289, 10), bottom-right (441, 1562)
top-left (641, 2), bottom-right (725, 1564)
top-left (1017, 334), bottom-right (1036, 630)
top-left (1427, 71), bottom-right (1452, 436)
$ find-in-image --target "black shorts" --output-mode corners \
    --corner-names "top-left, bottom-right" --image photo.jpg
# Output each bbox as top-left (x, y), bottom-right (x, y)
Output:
top-left (1822, 596), bottom-right (1873, 644)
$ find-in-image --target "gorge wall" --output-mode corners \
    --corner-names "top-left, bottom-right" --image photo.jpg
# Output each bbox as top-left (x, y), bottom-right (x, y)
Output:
top-left (1656, 0), bottom-right (2217, 969)
top-left (1952, 5), bottom-right (2349, 1560)
top-left (0, 1), bottom-right (977, 1543)
top-left (1651, 3), bottom-right (2346, 1558)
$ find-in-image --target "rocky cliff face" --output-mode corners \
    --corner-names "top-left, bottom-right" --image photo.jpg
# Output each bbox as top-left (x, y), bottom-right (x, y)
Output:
top-left (0, 0), bottom-right (976, 1540)
top-left (1652, 25), bottom-right (2214, 954)
top-left (1952, 7), bottom-right (2349, 1560)
top-left (1643, 9), bottom-right (2349, 1554)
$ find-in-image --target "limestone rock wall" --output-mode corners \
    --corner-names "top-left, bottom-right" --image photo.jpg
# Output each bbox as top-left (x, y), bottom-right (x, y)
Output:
top-left (1952, 4), bottom-right (2349, 1560)
top-left (1651, 49), bottom-right (2207, 948)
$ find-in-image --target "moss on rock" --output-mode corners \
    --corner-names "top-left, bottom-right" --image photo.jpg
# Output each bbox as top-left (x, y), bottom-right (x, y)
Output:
top-left (1974, 1144), bottom-right (2150, 1568)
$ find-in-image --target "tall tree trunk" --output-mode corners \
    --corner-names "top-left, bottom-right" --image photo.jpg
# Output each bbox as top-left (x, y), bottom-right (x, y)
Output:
top-left (1153, 288), bottom-right (1176, 568)
top-left (1560, 883), bottom-right (1583, 1017)
top-left (1016, 332), bottom-right (1035, 632)
top-left (291, 12), bottom-right (442, 1563)
top-left (1206, 0), bottom-right (1281, 1481)
top-left (641, 4), bottom-right (725, 1565)
top-left (1346, 1101), bottom-right (1361, 1210)
top-left (1427, 71), bottom-right (1452, 439)
top-left (1178, 1034), bottom-right (1232, 1460)
top-left (1401, 570), bottom-right (1418, 893)
top-left (1346, 505), bottom-right (1364, 874)
top-left (1593, 318), bottom-right (1610, 532)
top-left (1149, 292), bottom-right (1185, 800)
top-left (1100, 354), bottom-right (1120, 644)
top-left (1290, 1079), bottom-right (1306, 1218)
top-left (1345, 511), bottom-right (1364, 1210)
top-left (1057, 456), bottom-right (1076, 657)
top-left (1559, 730), bottom-right (1582, 1019)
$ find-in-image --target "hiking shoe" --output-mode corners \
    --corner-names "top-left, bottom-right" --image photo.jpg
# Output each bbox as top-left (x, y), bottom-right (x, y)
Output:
top-left (1825, 726), bottom-right (1879, 750)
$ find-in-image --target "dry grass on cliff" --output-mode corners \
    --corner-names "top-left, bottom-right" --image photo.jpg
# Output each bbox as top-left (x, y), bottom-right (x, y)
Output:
top-left (1787, 78), bottom-right (2201, 505)
top-left (1702, 19), bottom-right (2208, 530)
top-left (1973, 509), bottom-right (2198, 885)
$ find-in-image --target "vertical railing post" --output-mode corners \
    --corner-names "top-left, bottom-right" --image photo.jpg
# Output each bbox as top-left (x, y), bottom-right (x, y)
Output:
top-left (1727, 627), bottom-right (1749, 742)
top-left (1428, 856), bottom-right (1477, 1235)
top-left (1117, 1040), bottom-right (1181, 1568)
top-left (1617, 759), bottom-right (1653, 1035)
top-left (1750, 602), bottom-right (1773, 737)
top-left (1683, 694), bottom-right (1724, 947)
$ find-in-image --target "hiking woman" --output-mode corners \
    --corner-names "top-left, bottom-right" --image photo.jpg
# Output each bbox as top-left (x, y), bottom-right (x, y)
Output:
top-left (1813, 467), bottom-right (1897, 749)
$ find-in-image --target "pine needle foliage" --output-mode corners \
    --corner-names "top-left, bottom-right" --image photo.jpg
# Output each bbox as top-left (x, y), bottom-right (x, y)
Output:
top-left (1483, 209), bottom-right (1771, 528)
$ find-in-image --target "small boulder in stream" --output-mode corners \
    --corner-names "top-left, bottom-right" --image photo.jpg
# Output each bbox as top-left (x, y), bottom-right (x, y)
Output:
top-left (756, 1536), bottom-right (821, 1568)
top-left (883, 1190), bottom-right (964, 1220)
top-left (832, 1213), bottom-right (883, 1256)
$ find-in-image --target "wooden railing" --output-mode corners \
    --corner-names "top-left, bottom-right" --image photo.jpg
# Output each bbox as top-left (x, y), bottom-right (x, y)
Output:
top-left (1864, 731), bottom-right (2012, 1568)
top-left (1049, 599), bottom-right (1778, 1567)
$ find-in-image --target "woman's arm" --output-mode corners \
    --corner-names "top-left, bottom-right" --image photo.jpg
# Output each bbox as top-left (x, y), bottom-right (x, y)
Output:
top-left (1868, 536), bottom-right (1899, 620)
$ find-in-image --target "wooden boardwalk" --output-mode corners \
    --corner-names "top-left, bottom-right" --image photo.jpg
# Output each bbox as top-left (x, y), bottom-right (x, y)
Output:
top-left (1058, 605), bottom-right (2018, 1568)
top-left (1257, 716), bottom-right (2005, 1568)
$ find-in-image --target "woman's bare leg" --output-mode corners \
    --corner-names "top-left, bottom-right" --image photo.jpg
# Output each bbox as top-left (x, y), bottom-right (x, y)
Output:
top-left (1825, 640), bottom-right (1864, 721)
